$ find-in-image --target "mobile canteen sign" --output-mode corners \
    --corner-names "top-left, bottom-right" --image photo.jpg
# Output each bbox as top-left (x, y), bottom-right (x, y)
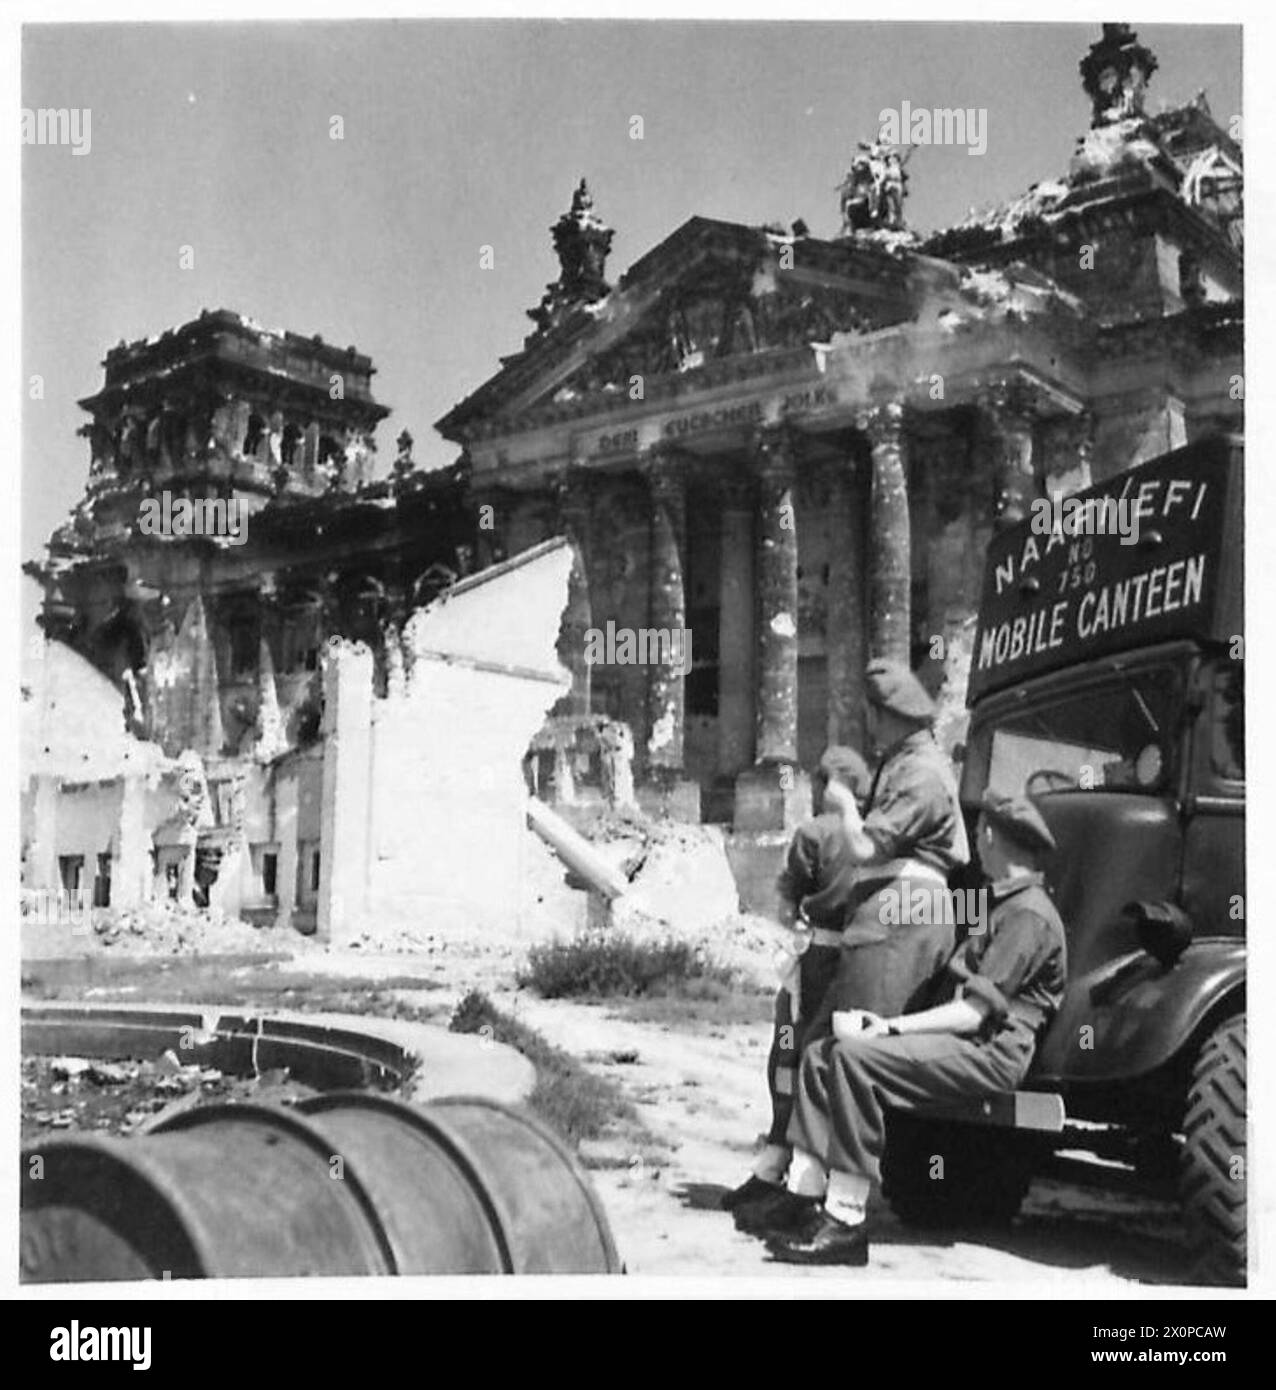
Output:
top-left (967, 440), bottom-right (1239, 703)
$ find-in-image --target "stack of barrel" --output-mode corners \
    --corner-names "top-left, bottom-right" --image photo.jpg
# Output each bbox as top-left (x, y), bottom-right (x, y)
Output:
top-left (21, 1093), bottom-right (621, 1280)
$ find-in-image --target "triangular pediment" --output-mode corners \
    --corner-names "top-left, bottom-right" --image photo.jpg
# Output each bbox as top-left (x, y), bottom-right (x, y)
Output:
top-left (437, 217), bottom-right (921, 441)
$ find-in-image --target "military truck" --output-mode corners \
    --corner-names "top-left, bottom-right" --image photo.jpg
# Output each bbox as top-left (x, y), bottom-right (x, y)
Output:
top-left (880, 435), bottom-right (1245, 1285)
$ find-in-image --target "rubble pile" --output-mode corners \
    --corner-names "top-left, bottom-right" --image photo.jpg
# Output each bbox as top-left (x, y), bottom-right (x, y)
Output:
top-left (86, 901), bottom-right (311, 957)
top-left (22, 1050), bottom-right (316, 1141)
top-left (524, 805), bottom-right (779, 989)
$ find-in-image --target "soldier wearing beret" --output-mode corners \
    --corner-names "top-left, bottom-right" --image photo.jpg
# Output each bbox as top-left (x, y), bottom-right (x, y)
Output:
top-left (722, 745), bottom-right (873, 1213)
top-left (759, 790), bottom-right (1067, 1265)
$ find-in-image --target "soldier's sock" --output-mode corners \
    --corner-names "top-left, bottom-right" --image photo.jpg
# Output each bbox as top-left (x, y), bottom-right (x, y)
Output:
top-left (824, 1170), bottom-right (870, 1227)
top-left (751, 1143), bottom-right (791, 1184)
top-left (786, 1147), bottom-right (828, 1198)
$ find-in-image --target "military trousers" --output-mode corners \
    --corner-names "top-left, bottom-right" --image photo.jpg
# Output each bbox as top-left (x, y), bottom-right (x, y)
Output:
top-left (765, 942), bottom-right (840, 1146)
top-left (802, 878), bottom-right (957, 1044)
top-left (786, 1025), bottom-right (1037, 1185)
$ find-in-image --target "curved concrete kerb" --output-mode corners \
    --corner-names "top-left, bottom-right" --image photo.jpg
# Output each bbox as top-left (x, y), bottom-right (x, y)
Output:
top-left (22, 1001), bottom-right (535, 1106)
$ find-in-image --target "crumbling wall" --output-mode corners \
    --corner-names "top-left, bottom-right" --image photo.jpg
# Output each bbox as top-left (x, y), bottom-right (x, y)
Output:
top-left (315, 539), bottom-right (575, 942)
top-left (147, 595), bottom-right (225, 758)
top-left (21, 640), bottom-right (168, 905)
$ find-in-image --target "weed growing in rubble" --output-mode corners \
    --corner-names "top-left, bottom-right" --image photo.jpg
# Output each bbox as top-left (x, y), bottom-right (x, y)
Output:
top-left (517, 933), bottom-right (736, 1000)
top-left (449, 990), bottom-right (640, 1146)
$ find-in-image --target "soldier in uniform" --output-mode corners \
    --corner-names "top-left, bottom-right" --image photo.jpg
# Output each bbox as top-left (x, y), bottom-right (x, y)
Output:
top-left (721, 745), bottom-right (873, 1214)
top-left (731, 661), bottom-right (967, 1233)
top-left (761, 791), bottom-right (1067, 1265)
top-left (804, 658), bottom-right (970, 1038)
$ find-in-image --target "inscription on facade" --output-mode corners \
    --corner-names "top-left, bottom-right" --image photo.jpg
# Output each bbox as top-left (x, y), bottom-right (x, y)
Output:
top-left (585, 385), bottom-right (839, 459)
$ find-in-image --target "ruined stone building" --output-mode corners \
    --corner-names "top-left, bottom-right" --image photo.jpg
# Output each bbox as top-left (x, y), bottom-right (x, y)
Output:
top-left (31, 308), bottom-right (475, 751)
top-left (438, 24), bottom-right (1242, 829)
top-left (22, 25), bottom-right (1243, 938)
top-left (24, 311), bottom-right (476, 930)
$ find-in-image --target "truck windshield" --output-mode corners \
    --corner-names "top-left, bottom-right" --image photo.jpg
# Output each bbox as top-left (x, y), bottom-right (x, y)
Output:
top-left (965, 666), bottom-right (1181, 801)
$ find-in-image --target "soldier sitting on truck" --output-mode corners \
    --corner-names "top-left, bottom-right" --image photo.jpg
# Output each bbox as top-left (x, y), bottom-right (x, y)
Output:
top-left (721, 745), bottom-right (873, 1216)
top-left (757, 791), bottom-right (1067, 1266)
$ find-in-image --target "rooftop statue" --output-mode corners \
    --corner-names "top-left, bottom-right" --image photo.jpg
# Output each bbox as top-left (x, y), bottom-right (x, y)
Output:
top-left (838, 141), bottom-right (909, 236)
top-left (527, 179), bottom-right (615, 336)
top-left (1079, 23), bottom-right (1158, 129)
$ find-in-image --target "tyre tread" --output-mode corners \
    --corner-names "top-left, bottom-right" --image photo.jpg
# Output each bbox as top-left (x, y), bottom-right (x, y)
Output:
top-left (1180, 1015), bottom-right (1246, 1286)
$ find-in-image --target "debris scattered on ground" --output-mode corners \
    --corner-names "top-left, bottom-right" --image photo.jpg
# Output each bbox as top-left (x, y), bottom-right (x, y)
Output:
top-left (90, 902), bottom-right (317, 956)
top-left (21, 1054), bottom-right (318, 1143)
top-left (48, 1056), bottom-right (92, 1081)
top-left (86, 1061), bottom-right (131, 1086)
top-left (24, 900), bottom-right (320, 960)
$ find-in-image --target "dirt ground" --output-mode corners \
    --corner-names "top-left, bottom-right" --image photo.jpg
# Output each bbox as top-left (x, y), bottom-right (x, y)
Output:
top-left (23, 931), bottom-right (1198, 1287)
top-left (470, 987), bottom-right (1195, 1284)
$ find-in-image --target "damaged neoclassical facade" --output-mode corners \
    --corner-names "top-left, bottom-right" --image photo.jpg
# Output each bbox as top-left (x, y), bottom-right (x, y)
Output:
top-left (24, 311), bottom-right (479, 931)
top-left (23, 26), bottom-right (1244, 940)
top-left (32, 308), bottom-right (476, 751)
top-left (438, 25), bottom-right (1242, 829)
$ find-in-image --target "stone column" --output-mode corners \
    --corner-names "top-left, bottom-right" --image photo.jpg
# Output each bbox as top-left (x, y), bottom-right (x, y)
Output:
top-left (859, 400), bottom-right (911, 663)
top-left (754, 428), bottom-right (799, 762)
top-left (317, 639), bottom-right (373, 943)
top-left (553, 467), bottom-right (594, 718)
top-left (981, 381), bottom-right (1038, 532)
top-left (643, 448), bottom-right (687, 775)
top-left (734, 427), bottom-right (808, 831)
top-left (175, 833), bottom-right (197, 905)
top-left (114, 772), bottom-right (152, 908)
top-left (717, 471), bottom-right (755, 775)
top-left (825, 447), bottom-right (867, 749)
top-left (1076, 414), bottom-right (1096, 489)
top-left (641, 448), bottom-right (699, 821)
top-left (276, 768), bottom-right (299, 930)
top-left (26, 774), bottom-right (59, 890)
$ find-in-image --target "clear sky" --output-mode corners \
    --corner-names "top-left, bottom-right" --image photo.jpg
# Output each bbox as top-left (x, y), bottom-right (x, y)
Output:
top-left (22, 19), bottom-right (1241, 626)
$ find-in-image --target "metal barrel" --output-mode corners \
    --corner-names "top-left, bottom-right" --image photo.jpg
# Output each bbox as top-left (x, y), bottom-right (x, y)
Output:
top-left (300, 1093), bottom-right (622, 1274)
top-left (21, 1094), bottom-right (620, 1281)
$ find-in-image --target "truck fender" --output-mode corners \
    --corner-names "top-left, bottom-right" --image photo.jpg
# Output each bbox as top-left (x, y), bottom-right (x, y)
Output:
top-left (1030, 938), bottom-right (1245, 1086)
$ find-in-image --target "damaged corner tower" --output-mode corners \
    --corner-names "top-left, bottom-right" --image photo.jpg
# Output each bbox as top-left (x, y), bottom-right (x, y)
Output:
top-left (316, 537), bottom-right (574, 943)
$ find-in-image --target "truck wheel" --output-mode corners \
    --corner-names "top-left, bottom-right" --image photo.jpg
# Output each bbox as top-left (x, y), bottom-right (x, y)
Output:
top-left (1180, 1014), bottom-right (1246, 1286)
top-left (882, 1115), bottom-right (1035, 1229)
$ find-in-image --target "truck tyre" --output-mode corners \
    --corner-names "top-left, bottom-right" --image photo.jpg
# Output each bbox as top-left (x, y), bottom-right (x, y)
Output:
top-left (882, 1115), bottom-right (1035, 1229)
top-left (1180, 1014), bottom-right (1246, 1286)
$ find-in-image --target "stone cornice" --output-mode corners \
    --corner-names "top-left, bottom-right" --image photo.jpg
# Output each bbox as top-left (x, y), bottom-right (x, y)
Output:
top-left (438, 215), bottom-right (916, 443)
top-left (924, 176), bottom-right (1240, 279)
top-left (1092, 303), bottom-right (1243, 361)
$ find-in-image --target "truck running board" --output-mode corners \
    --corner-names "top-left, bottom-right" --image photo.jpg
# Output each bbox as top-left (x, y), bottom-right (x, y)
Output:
top-left (905, 1091), bottom-right (1066, 1133)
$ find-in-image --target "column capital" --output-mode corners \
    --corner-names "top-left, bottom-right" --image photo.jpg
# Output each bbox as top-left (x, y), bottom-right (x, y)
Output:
top-left (978, 380), bottom-right (1039, 532)
top-left (640, 440), bottom-right (684, 469)
top-left (977, 377), bottom-right (1038, 427)
top-left (855, 397), bottom-right (905, 443)
top-left (750, 423), bottom-right (799, 484)
top-left (640, 444), bottom-right (687, 502)
top-left (1067, 408), bottom-right (1096, 459)
top-left (551, 464), bottom-right (592, 522)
